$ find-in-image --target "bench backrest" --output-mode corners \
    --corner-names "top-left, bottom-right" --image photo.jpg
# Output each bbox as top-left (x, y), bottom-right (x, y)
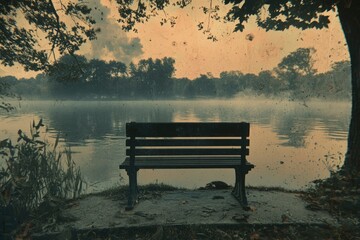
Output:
top-left (126, 122), bottom-right (250, 165)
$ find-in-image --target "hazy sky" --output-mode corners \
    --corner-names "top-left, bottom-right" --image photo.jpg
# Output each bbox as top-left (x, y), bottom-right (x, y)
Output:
top-left (0, 0), bottom-right (350, 79)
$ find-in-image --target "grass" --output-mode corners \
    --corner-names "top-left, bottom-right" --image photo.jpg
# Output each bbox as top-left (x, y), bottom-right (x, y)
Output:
top-left (0, 120), bottom-right (84, 237)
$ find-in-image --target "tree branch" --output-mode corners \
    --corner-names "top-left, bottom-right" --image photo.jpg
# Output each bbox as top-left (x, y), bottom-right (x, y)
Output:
top-left (47, 0), bottom-right (61, 62)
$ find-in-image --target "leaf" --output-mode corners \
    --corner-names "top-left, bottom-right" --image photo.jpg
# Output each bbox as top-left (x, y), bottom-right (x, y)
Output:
top-left (35, 140), bottom-right (45, 145)
top-left (36, 118), bottom-right (44, 130)
top-left (0, 138), bottom-right (9, 148)
top-left (0, 150), bottom-right (8, 156)
top-left (54, 133), bottom-right (60, 150)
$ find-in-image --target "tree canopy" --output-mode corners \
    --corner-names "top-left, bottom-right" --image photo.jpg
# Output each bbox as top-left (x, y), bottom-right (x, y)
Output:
top-left (0, 0), bottom-right (341, 72)
top-left (0, 1), bottom-right (97, 71)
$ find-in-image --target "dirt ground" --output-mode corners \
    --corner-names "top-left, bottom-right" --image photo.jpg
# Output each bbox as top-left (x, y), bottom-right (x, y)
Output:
top-left (26, 184), bottom-right (350, 240)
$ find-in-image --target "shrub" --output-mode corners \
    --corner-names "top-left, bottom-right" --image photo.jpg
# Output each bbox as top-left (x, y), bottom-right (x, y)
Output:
top-left (0, 119), bottom-right (84, 232)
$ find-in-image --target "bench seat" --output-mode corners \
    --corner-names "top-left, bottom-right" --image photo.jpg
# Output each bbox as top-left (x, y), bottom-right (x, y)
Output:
top-left (120, 157), bottom-right (255, 169)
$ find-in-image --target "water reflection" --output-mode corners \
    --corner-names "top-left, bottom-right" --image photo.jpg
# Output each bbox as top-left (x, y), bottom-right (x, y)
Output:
top-left (0, 99), bottom-right (350, 191)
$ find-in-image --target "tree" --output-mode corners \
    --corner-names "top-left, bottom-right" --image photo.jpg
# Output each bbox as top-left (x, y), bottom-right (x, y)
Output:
top-left (108, 61), bottom-right (127, 78)
top-left (46, 54), bottom-right (89, 98)
top-left (193, 74), bottom-right (217, 97)
top-left (219, 71), bottom-right (242, 97)
top-left (276, 48), bottom-right (317, 91)
top-left (255, 70), bottom-right (278, 95)
top-left (0, 76), bottom-right (17, 111)
top-left (129, 57), bottom-right (175, 98)
top-left (87, 59), bottom-right (113, 94)
top-left (330, 61), bottom-right (352, 97)
top-left (273, 48), bottom-right (318, 99)
top-left (1, 1), bottom-right (360, 172)
top-left (313, 61), bottom-right (351, 99)
top-left (47, 54), bottom-right (88, 83)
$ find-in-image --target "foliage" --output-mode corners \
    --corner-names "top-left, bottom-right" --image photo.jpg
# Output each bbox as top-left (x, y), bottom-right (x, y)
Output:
top-left (1, 49), bottom-right (351, 100)
top-left (276, 48), bottom-right (317, 77)
top-left (130, 57), bottom-right (176, 97)
top-left (274, 48), bottom-right (318, 97)
top-left (0, 0), bottom-right (343, 72)
top-left (0, 119), bottom-right (84, 222)
top-left (303, 171), bottom-right (360, 239)
top-left (0, 1), bottom-right (98, 71)
top-left (47, 54), bottom-right (89, 83)
top-left (224, 0), bottom-right (335, 32)
top-left (113, 1), bottom-right (337, 35)
top-left (0, 77), bottom-right (16, 112)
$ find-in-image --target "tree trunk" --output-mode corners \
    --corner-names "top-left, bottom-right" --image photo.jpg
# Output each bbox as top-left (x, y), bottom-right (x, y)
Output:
top-left (337, 1), bottom-right (360, 173)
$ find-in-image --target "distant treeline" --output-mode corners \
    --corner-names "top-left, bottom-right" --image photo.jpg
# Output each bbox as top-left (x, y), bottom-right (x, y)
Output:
top-left (0, 48), bottom-right (351, 100)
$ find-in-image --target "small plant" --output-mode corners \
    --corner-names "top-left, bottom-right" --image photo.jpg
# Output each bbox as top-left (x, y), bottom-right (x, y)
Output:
top-left (321, 151), bottom-right (343, 175)
top-left (0, 119), bottom-right (84, 233)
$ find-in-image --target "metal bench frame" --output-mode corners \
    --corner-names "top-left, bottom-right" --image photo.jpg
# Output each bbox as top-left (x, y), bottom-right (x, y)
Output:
top-left (119, 122), bottom-right (254, 210)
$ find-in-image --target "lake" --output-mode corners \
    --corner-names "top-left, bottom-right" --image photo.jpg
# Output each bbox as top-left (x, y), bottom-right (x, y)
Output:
top-left (0, 98), bottom-right (350, 192)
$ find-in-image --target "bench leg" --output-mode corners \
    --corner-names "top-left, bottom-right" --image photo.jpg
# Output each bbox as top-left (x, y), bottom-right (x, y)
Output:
top-left (125, 168), bottom-right (138, 210)
top-left (232, 167), bottom-right (248, 207)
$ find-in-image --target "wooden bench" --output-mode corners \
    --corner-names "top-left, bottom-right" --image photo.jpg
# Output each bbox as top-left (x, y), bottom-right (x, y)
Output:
top-left (119, 122), bottom-right (255, 210)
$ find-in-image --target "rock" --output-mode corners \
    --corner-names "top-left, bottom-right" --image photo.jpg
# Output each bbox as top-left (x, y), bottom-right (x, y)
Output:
top-left (203, 181), bottom-right (231, 190)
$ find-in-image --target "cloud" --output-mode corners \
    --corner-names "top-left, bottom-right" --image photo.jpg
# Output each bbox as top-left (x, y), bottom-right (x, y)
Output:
top-left (82, 2), bottom-right (143, 63)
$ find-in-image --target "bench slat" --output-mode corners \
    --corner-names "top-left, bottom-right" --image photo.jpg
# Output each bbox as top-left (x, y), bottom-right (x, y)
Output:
top-left (126, 148), bottom-right (249, 156)
top-left (126, 122), bottom-right (249, 137)
top-left (120, 157), bottom-right (254, 169)
top-left (126, 139), bottom-right (249, 147)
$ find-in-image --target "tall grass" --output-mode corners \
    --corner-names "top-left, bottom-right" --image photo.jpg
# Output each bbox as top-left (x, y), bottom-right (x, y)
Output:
top-left (0, 119), bottom-right (84, 229)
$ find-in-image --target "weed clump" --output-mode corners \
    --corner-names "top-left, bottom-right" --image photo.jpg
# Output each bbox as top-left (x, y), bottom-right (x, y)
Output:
top-left (0, 119), bottom-right (84, 235)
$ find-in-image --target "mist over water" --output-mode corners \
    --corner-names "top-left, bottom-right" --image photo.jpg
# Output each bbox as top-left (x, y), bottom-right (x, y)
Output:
top-left (0, 98), bottom-right (350, 192)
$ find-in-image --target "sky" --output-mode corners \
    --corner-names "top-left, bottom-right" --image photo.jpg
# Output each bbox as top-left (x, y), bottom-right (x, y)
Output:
top-left (0, 0), bottom-right (350, 80)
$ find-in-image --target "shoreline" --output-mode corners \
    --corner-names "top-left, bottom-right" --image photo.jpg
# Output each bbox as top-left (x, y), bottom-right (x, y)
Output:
top-left (13, 178), bottom-right (359, 240)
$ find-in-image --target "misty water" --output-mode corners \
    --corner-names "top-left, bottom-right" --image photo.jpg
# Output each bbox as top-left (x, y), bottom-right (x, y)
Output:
top-left (0, 99), bottom-right (350, 192)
